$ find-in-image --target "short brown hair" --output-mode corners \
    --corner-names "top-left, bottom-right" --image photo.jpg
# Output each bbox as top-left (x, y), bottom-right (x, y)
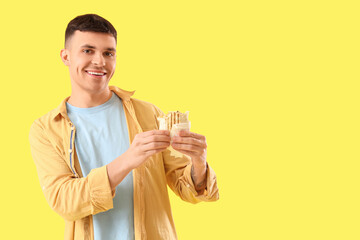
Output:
top-left (65, 14), bottom-right (117, 48)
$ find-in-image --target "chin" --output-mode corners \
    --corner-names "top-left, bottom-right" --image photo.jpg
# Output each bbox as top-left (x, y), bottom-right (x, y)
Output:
top-left (87, 81), bottom-right (110, 92)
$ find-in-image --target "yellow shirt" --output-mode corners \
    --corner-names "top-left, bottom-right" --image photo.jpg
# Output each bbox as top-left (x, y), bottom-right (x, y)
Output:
top-left (29, 86), bottom-right (219, 240)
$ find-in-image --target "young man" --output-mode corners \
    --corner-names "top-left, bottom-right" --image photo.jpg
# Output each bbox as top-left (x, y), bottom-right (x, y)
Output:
top-left (29, 14), bottom-right (219, 240)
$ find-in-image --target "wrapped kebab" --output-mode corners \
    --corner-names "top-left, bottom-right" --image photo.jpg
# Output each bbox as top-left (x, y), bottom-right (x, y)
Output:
top-left (158, 111), bottom-right (191, 138)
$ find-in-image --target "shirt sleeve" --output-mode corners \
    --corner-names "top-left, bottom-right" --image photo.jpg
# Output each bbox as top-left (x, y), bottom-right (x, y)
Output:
top-left (153, 106), bottom-right (219, 204)
top-left (29, 120), bottom-right (115, 221)
top-left (161, 148), bottom-right (219, 204)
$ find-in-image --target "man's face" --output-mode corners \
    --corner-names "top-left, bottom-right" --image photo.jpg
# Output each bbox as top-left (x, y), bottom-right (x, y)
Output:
top-left (60, 30), bottom-right (117, 94)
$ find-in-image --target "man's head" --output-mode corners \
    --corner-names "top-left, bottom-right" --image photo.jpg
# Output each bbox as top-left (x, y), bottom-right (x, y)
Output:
top-left (60, 14), bottom-right (117, 95)
top-left (64, 14), bottom-right (117, 48)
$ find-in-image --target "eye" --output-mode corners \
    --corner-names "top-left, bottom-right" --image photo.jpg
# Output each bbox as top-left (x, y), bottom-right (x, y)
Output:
top-left (105, 52), bottom-right (114, 57)
top-left (83, 49), bottom-right (92, 54)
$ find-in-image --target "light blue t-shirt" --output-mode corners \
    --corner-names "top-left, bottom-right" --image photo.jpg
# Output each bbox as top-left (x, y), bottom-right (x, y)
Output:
top-left (66, 92), bottom-right (134, 240)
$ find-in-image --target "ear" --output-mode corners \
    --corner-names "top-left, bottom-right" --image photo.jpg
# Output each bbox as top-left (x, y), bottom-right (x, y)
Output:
top-left (60, 49), bottom-right (70, 66)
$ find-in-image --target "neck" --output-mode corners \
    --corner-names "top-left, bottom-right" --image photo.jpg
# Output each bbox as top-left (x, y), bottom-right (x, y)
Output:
top-left (67, 86), bottom-right (112, 108)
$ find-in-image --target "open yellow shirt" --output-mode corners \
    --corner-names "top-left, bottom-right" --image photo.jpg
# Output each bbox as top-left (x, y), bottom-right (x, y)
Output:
top-left (29, 86), bottom-right (219, 240)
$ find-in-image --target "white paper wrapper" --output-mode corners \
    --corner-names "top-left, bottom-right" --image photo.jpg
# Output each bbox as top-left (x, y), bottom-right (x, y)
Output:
top-left (170, 122), bottom-right (191, 138)
top-left (158, 111), bottom-right (191, 157)
top-left (157, 111), bottom-right (190, 131)
top-left (169, 121), bottom-right (191, 157)
top-left (158, 117), bottom-right (167, 130)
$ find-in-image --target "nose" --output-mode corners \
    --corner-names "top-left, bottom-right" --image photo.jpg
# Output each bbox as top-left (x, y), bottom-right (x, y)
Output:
top-left (91, 53), bottom-right (105, 66)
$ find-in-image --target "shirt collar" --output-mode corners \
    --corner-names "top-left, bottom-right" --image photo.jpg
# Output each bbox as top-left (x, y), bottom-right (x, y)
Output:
top-left (51, 85), bottom-right (135, 121)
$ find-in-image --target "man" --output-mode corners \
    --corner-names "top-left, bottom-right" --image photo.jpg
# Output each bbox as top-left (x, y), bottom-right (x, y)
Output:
top-left (29, 14), bottom-right (219, 240)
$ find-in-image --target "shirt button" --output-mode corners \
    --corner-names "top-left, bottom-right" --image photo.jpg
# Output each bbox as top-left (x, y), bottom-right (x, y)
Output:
top-left (71, 126), bottom-right (75, 130)
top-left (69, 149), bottom-right (73, 153)
top-left (186, 184), bottom-right (190, 188)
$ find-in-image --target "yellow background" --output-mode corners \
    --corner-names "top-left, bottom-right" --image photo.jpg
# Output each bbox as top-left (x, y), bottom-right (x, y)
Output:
top-left (1, 0), bottom-right (359, 239)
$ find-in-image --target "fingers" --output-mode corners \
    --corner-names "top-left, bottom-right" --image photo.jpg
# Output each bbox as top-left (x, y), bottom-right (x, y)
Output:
top-left (171, 142), bottom-right (205, 154)
top-left (139, 130), bottom-right (170, 141)
top-left (143, 140), bottom-right (170, 151)
top-left (171, 131), bottom-right (207, 157)
top-left (178, 130), bottom-right (206, 141)
top-left (172, 135), bottom-right (207, 148)
top-left (134, 130), bottom-right (207, 157)
top-left (172, 130), bottom-right (207, 149)
top-left (134, 130), bottom-right (171, 145)
top-left (136, 131), bottom-right (171, 152)
top-left (142, 129), bottom-right (170, 137)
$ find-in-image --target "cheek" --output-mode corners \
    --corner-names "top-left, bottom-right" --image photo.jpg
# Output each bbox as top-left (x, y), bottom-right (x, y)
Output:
top-left (106, 62), bottom-right (116, 79)
top-left (72, 55), bottom-right (88, 70)
top-left (111, 60), bottom-right (117, 71)
top-left (105, 61), bottom-right (116, 73)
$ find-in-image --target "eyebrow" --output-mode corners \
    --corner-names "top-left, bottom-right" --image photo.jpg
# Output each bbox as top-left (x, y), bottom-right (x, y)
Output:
top-left (80, 44), bottom-right (116, 52)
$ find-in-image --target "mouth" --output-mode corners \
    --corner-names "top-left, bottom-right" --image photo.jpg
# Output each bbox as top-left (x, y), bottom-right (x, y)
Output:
top-left (85, 70), bottom-right (107, 78)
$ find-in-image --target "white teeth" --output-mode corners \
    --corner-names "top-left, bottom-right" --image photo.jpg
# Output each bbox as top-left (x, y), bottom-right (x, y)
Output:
top-left (87, 71), bottom-right (105, 76)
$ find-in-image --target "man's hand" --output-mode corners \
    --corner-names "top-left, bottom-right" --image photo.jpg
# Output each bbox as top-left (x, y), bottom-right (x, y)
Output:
top-left (171, 130), bottom-right (208, 194)
top-left (107, 130), bottom-right (170, 191)
top-left (126, 130), bottom-right (171, 169)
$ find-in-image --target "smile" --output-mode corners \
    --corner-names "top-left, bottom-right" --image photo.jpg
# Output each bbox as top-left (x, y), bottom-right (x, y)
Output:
top-left (85, 71), bottom-right (107, 77)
